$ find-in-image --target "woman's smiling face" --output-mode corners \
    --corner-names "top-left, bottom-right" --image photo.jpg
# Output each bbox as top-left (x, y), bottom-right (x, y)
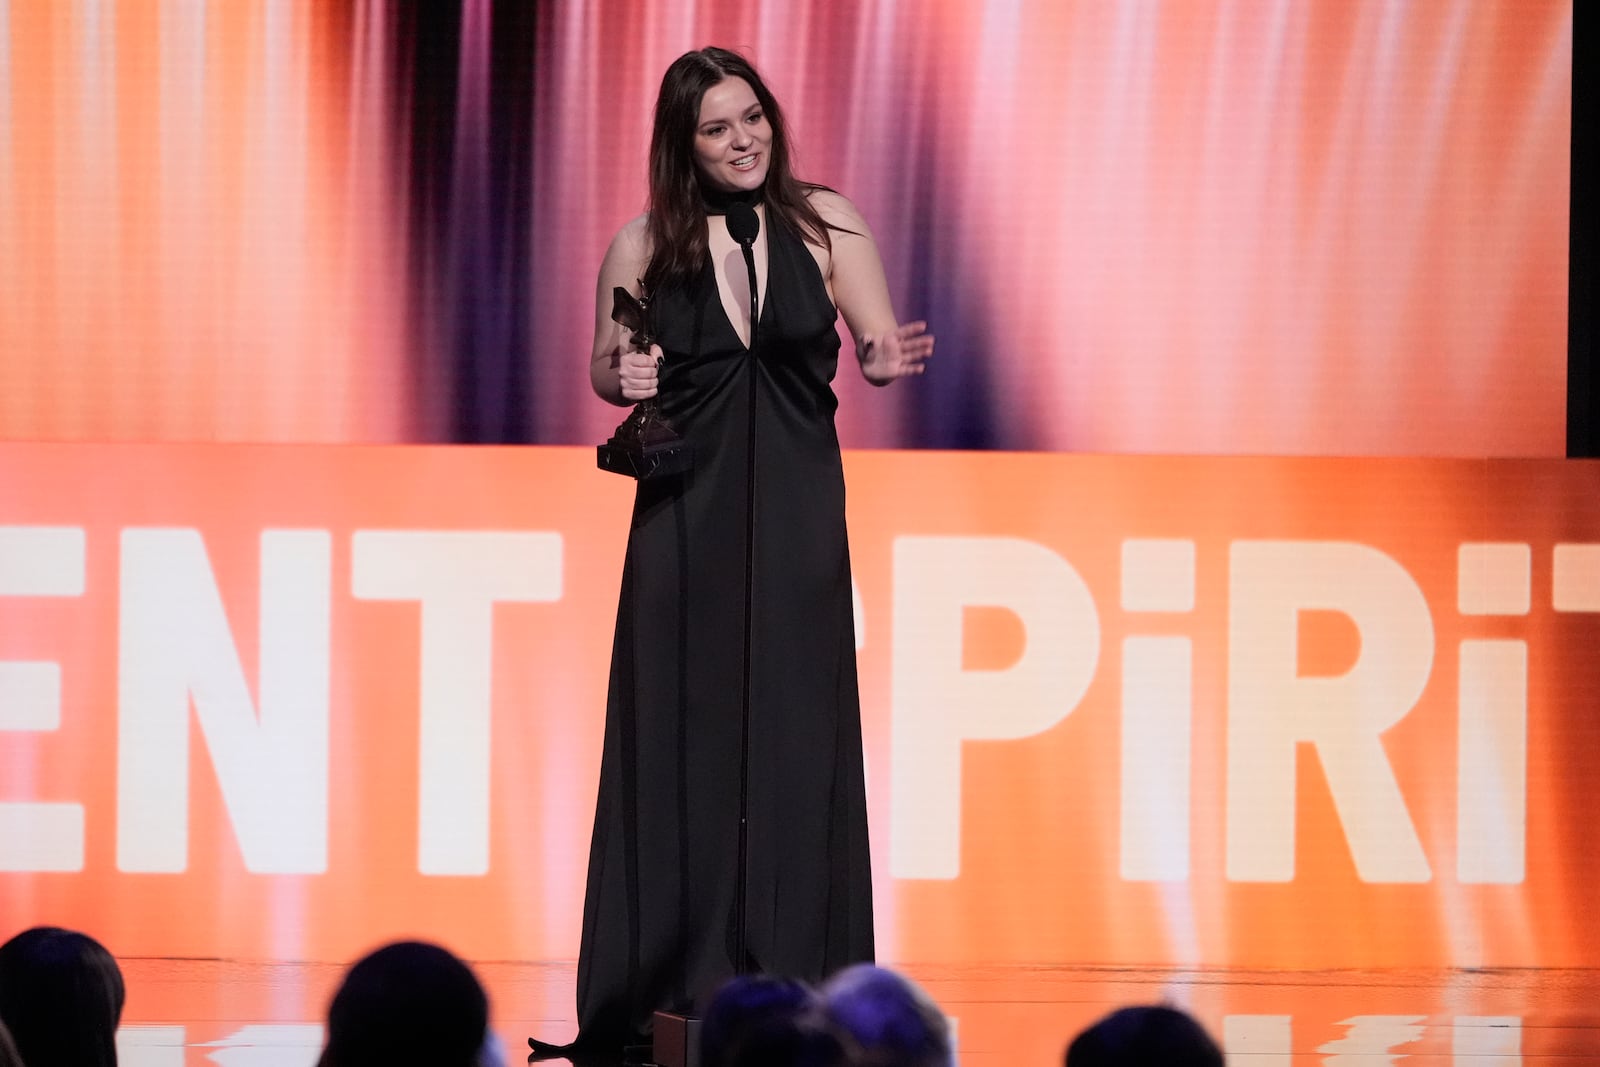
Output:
top-left (693, 76), bottom-right (771, 193)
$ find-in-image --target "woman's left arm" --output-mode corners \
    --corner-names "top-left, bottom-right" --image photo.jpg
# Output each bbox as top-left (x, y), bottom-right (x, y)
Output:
top-left (813, 190), bottom-right (934, 386)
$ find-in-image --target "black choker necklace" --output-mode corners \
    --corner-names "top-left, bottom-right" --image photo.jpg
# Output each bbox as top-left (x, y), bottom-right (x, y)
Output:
top-left (701, 183), bottom-right (764, 216)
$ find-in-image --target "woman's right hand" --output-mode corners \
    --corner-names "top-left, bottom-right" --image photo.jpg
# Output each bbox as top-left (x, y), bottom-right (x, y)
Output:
top-left (617, 343), bottom-right (663, 401)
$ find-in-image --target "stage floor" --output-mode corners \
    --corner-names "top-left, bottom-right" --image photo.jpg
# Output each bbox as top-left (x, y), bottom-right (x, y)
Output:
top-left (109, 959), bottom-right (1599, 1064)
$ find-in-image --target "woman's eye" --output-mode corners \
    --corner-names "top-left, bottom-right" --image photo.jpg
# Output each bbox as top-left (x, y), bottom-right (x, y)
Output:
top-left (703, 125), bottom-right (725, 137)
top-left (746, 111), bottom-right (763, 124)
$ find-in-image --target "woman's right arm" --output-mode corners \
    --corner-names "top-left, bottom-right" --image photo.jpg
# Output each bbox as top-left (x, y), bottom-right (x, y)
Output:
top-left (590, 216), bottom-right (663, 406)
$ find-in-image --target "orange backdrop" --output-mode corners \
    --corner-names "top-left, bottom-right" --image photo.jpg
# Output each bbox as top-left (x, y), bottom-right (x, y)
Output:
top-left (1, 444), bottom-right (1597, 970)
top-left (0, 1), bottom-right (1573, 453)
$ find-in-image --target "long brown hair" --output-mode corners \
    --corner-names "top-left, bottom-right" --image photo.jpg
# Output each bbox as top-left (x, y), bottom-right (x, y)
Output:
top-left (642, 47), bottom-right (838, 297)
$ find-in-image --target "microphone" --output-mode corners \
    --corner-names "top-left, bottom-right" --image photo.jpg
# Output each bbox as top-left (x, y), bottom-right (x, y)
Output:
top-left (725, 200), bottom-right (760, 247)
top-left (725, 201), bottom-right (761, 351)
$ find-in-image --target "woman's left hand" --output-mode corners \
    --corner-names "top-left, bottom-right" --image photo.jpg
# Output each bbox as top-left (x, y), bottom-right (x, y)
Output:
top-left (859, 321), bottom-right (935, 385)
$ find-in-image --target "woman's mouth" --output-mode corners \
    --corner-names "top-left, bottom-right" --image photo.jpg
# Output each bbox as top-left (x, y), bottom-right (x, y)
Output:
top-left (730, 154), bottom-right (759, 171)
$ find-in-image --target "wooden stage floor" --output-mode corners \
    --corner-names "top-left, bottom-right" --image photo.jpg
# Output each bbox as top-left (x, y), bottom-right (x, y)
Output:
top-left (110, 958), bottom-right (1599, 1064)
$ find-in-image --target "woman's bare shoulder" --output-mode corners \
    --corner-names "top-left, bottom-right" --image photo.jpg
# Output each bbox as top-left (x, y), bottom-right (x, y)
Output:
top-left (607, 213), bottom-right (650, 255)
top-left (601, 214), bottom-right (652, 283)
top-left (805, 187), bottom-right (870, 229)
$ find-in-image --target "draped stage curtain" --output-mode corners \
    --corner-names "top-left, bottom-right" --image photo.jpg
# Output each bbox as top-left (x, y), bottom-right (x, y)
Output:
top-left (0, 0), bottom-right (1572, 454)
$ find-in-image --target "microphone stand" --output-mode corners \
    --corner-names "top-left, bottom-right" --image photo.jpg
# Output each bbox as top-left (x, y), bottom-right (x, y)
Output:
top-left (725, 201), bottom-right (761, 978)
top-left (652, 202), bottom-right (761, 1067)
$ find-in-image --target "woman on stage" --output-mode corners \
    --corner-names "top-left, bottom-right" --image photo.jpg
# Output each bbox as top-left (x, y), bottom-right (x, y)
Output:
top-left (536, 46), bottom-right (933, 1062)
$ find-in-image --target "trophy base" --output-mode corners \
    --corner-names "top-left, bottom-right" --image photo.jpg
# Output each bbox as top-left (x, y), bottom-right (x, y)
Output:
top-left (597, 439), bottom-right (693, 480)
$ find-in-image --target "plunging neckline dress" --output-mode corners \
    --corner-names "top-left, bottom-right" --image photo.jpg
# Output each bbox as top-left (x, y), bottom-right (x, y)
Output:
top-left (572, 205), bottom-right (875, 1049)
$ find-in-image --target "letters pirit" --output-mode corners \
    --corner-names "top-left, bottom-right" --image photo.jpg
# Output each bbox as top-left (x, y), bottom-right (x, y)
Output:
top-left (0, 444), bottom-right (1597, 970)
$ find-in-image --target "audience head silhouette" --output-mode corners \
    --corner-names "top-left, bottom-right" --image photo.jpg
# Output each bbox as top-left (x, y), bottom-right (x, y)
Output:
top-left (821, 964), bottom-right (952, 1067)
top-left (1065, 1005), bottom-right (1224, 1067)
top-left (0, 1018), bottom-right (24, 1067)
top-left (701, 974), bottom-right (843, 1067)
top-left (0, 926), bottom-right (125, 1067)
top-left (316, 940), bottom-right (491, 1067)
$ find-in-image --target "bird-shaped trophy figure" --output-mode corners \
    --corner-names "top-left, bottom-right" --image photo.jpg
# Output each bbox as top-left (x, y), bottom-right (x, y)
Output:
top-left (596, 286), bottom-right (693, 479)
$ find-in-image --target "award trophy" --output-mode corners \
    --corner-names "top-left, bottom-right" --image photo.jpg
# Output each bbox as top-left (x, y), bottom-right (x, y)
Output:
top-left (596, 286), bottom-right (692, 479)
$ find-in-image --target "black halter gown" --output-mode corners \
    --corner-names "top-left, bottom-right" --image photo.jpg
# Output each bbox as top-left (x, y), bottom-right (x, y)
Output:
top-left (558, 201), bottom-right (875, 1056)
